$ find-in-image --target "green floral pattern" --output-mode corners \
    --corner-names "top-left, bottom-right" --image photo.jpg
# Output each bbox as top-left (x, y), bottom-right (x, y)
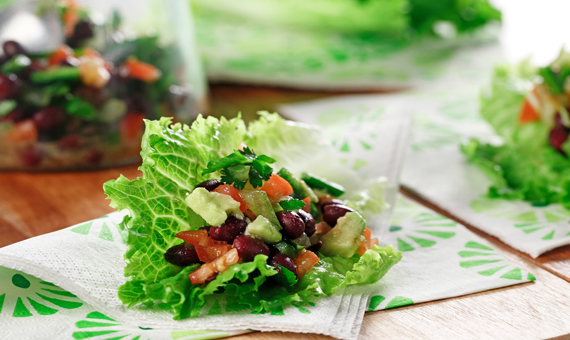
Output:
top-left (0, 267), bottom-right (83, 318)
top-left (458, 241), bottom-right (536, 281)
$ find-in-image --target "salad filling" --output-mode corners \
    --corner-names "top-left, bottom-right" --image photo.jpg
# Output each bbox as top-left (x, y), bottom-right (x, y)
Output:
top-left (462, 51), bottom-right (570, 208)
top-left (0, 0), bottom-right (198, 170)
top-left (104, 113), bottom-right (401, 319)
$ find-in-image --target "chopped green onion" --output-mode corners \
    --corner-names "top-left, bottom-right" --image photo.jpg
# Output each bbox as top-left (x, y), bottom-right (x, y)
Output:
top-left (31, 67), bottom-right (81, 84)
top-left (301, 172), bottom-right (345, 197)
top-left (1, 55), bottom-right (31, 74)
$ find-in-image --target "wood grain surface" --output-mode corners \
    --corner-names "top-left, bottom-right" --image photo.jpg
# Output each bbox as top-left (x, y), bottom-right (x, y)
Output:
top-left (1, 84), bottom-right (570, 339)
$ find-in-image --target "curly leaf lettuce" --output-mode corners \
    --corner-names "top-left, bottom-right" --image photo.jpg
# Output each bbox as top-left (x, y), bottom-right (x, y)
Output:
top-left (104, 113), bottom-right (401, 319)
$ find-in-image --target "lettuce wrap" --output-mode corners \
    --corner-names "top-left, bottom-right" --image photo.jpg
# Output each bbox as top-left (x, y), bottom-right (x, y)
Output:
top-left (462, 52), bottom-right (570, 208)
top-left (103, 113), bottom-right (401, 319)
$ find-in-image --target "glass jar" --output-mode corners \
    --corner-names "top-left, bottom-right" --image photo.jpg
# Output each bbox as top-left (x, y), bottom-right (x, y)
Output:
top-left (0, 0), bottom-right (207, 170)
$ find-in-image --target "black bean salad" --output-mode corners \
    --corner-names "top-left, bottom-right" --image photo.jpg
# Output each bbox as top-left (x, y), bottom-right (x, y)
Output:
top-left (0, 0), bottom-right (198, 170)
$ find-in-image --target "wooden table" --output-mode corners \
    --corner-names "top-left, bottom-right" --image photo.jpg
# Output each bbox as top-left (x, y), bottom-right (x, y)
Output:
top-left (2, 84), bottom-right (570, 340)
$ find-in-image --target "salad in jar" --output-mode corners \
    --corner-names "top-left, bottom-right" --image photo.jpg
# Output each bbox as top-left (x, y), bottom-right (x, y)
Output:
top-left (0, 0), bottom-right (203, 170)
top-left (463, 51), bottom-right (570, 208)
top-left (104, 113), bottom-right (401, 318)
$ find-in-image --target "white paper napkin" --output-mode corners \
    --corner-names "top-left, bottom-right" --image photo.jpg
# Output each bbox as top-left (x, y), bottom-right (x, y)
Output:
top-left (0, 193), bottom-right (535, 340)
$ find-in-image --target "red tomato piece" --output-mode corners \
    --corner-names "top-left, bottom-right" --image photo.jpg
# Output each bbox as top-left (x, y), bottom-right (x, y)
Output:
top-left (5, 119), bottom-right (38, 142)
top-left (294, 249), bottom-right (319, 278)
top-left (302, 197), bottom-right (311, 213)
top-left (123, 57), bottom-right (162, 83)
top-left (189, 248), bottom-right (241, 284)
top-left (48, 45), bottom-right (73, 66)
top-left (259, 174), bottom-right (294, 199)
top-left (215, 184), bottom-right (248, 212)
top-left (195, 244), bottom-right (232, 263)
top-left (175, 230), bottom-right (208, 246)
top-left (519, 99), bottom-right (540, 124)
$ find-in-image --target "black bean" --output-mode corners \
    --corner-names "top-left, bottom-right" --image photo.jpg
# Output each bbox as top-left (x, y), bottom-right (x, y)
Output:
top-left (20, 147), bottom-right (42, 167)
top-left (320, 199), bottom-right (344, 213)
top-left (323, 204), bottom-right (354, 227)
top-left (164, 243), bottom-right (200, 267)
top-left (297, 210), bottom-right (316, 236)
top-left (210, 216), bottom-right (247, 243)
top-left (33, 107), bottom-right (66, 132)
top-left (308, 241), bottom-right (323, 253)
top-left (0, 74), bottom-right (21, 99)
top-left (233, 235), bottom-right (270, 261)
top-left (3, 40), bottom-right (25, 57)
top-left (276, 211), bottom-right (305, 239)
top-left (67, 19), bottom-right (95, 47)
top-left (196, 179), bottom-right (222, 192)
top-left (272, 253), bottom-right (297, 278)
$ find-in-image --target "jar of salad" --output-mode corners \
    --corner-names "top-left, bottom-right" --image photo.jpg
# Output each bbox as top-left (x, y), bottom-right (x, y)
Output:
top-left (0, 0), bottom-right (207, 170)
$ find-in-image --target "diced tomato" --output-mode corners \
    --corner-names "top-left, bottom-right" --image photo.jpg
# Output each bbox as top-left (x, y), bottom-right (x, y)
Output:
top-left (362, 228), bottom-right (372, 242)
top-left (176, 230), bottom-right (208, 245)
top-left (4, 120), bottom-right (38, 142)
top-left (357, 228), bottom-right (379, 256)
top-left (294, 249), bottom-right (319, 278)
top-left (259, 173), bottom-right (294, 199)
top-left (302, 197), bottom-right (311, 213)
top-left (120, 113), bottom-right (145, 140)
top-left (357, 240), bottom-right (370, 256)
top-left (63, 10), bottom-right (79, 38)
top-left (214, 184), bottom-right (248, 212)
top-left (123, 57), bottom-right (162, 83)
top-left (190, 248), bottom-right (241, 284)
top-left (519, 99), bottom-right (541, 124)
top-left (244, 209), bottom-right (257, 220)
top-left (195, 243), bottom-right (232, 263)
top-left (48, 45), bottom-right (73, 66)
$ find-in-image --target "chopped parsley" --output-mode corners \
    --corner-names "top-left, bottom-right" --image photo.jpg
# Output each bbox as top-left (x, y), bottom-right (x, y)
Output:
top-left (202, 147), bottom-right (276, 189)
top-left (278, 198), bottom-right (306, 211)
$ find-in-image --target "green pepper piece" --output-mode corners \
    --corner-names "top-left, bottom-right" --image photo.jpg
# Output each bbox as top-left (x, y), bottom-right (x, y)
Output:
top-left (301, 172), bottom-right (345, 197)
top-left (2, 55), bottom-right (31, 74)
top-left (31, 67), bottom-right (81, 84)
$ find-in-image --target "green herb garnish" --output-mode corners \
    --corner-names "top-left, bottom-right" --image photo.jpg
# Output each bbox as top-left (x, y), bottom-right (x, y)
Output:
top-left (202, 147), bottom-right (276, 189)
top-left (278, 198), bottom-right (306, 211)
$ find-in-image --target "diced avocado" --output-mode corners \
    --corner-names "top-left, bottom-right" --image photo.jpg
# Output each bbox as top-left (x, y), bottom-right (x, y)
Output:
top-left (187, 207), bottom-right (207, 230)
top-left (240, 190), bottom-right (281, 228)
top-left (292, 233), bottom-right (311, 247)
top-left (278, 168), bottom-right (319, 202)
top-left (301, 172), bottom-right (345, 197)
top-left (320, 212), bottom-right (366, 258)
top-left (245, 215), bottom-right (282, 244)
top-left (185, 188), bottom-right (243, 226)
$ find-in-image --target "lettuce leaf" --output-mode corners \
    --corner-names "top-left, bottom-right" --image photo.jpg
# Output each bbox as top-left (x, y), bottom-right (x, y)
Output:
top-left (462, 139), bottom-right (570, 208)
top-left (104, 113), bottom-right (401, 319)
top-left (192, 0), bottom-right (500, 38)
